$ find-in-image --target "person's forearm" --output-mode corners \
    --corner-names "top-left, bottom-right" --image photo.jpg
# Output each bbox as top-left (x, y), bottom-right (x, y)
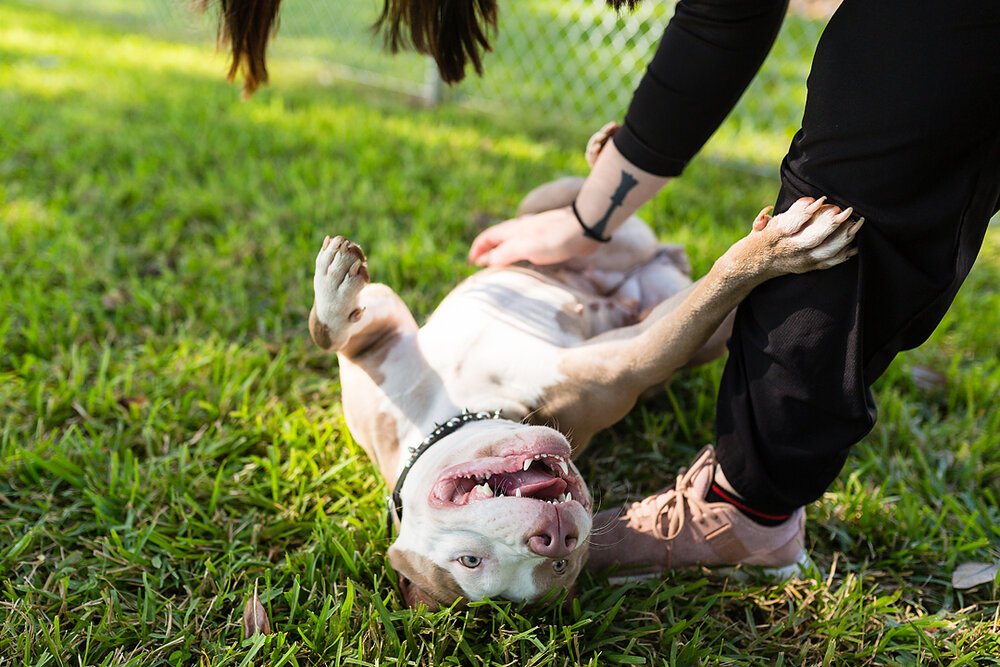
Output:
top-left (614, 0), bottom-right (788, 177)
top-left (572, 140), bottom-right (670, 240)
top-left (574, 0), bottom-right (788, 240)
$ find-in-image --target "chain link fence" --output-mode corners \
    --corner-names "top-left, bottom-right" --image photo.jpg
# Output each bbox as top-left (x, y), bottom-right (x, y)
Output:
top-left (255, 1), bottom-right (836, 151)
top-left (146, 0), bottom-right (838, 165)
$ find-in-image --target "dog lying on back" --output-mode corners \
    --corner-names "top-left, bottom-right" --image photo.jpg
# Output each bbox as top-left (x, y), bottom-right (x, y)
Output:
top-left (309, 143), bottom-right (859, 608)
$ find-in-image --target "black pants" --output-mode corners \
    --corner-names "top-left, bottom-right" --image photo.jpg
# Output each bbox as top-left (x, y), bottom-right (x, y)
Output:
top-left (714, 0), bottom-right (1000, 514)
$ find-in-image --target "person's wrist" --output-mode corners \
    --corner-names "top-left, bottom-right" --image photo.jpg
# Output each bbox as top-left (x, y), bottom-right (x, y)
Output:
top-left (568, 223), bottom-right (603, 257)
top-left (570, 200), bottom-right (614, 244)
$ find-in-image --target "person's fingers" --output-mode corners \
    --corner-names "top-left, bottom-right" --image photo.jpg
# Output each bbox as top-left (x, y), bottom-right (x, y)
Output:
top-left (468, 225), bottom-right (508, 264)
top-left (475, 239), bottom-right (524, 267)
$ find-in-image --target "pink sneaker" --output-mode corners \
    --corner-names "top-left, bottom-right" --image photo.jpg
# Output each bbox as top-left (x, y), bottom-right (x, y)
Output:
top-left (587, 446), bottom-right (809, 579)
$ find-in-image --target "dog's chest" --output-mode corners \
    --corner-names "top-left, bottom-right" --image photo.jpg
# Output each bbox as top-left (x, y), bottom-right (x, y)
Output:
top-left (415, 269), bottom-right (588, 411)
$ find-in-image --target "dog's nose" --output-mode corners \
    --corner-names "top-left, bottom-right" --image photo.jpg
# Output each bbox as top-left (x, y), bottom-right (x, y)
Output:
top-left (527, 528), bottom-right (578, 559)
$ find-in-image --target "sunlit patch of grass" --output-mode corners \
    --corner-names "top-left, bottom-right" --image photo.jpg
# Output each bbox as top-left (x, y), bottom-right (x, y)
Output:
top-left (1, 1), bottom-right (998, 665)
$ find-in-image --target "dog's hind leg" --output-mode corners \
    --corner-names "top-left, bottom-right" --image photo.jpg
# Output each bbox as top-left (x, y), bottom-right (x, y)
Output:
top-left (310, 236), bottom-right (417, 358)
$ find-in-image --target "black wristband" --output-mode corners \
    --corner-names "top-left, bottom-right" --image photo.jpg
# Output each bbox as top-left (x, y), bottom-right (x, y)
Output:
top-left (571, 201), bottom-right (613, 243)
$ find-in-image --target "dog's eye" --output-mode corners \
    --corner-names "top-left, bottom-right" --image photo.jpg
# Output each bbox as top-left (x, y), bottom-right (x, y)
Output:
top-left (552, 559), bottom-right (568, 575)
top-left (458, 555), bottom-right (482, 569)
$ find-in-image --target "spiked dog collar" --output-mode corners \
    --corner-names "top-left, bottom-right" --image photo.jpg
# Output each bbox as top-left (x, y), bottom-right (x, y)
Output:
top-left (386, 409), bottom-right (506, 538)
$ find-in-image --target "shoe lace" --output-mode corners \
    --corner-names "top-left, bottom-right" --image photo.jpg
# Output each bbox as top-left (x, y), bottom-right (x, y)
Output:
top-left (626, 460), bottom-right (710, 541)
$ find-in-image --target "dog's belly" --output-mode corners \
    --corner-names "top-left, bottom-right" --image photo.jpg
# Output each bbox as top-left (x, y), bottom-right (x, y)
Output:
top-left (435, 268), bottom-right (593, 342)
top-left (433, 266), bottom-right (636, 339)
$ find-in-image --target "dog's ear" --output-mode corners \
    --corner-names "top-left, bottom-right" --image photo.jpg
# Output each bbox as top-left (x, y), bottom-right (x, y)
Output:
top-left (388, 544), bottom-right (465, 610)
top-left (396, 574), bottom-right (449, 610)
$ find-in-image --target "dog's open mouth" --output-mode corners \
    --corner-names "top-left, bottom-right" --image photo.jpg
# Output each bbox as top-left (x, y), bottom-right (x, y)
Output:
top-left (432, 451), bottom-right (588, 509)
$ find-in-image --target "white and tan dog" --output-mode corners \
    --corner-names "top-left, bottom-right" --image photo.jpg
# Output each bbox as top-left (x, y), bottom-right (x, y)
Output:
top-left (309, 161), bottom-right (860, 608)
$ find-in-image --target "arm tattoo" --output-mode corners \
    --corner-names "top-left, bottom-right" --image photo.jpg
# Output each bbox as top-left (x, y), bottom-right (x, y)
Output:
top-left (588, 170), bottom-right (639, 239)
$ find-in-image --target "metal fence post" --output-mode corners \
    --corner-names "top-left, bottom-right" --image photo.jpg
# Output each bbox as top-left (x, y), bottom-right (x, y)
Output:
top-left (424, 57), bottom-right (444, 106)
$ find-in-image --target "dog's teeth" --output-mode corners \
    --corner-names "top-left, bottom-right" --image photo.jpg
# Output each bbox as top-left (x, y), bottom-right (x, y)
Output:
top-left (475, 483), bottom-right (494, 498)
top-left (523, 459), bottom-right (532, 471)
top-left (515, 489), bottom-right (521, 498)
top-left (558, 461), bottom-right (569, 476)
top-left (566, 492), bottom-right (572, 502)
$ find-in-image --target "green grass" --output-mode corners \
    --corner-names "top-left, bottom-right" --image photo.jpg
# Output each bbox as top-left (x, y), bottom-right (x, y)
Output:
top-left (1, 2), bottom-right (999, 665)
top-left (5, 0), bottom-right (822, 168)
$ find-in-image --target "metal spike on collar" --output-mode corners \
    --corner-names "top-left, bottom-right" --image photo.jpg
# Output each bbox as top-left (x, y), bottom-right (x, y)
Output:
top-left (386, 409), bottom-right (505, 539)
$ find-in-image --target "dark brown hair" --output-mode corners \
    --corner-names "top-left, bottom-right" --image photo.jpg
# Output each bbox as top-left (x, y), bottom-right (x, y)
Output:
top-left (195, 0), bottom-right (283, 97)
top-left (375, 0), bottom-right (497, 84)
top-left (198, 0), bottom-right (643, 95)
top-left (376, 0), bottom-right (642, 84)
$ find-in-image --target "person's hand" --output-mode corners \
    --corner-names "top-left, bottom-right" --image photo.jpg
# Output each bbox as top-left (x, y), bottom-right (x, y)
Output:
top-left (469, 120), bottom-right (662, 268)
top-left (468, 206), bottom-right (602, 267)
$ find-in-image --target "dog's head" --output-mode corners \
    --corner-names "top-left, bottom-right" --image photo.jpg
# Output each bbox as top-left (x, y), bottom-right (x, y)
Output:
top-left (387, 420), bottom-right (592, 609)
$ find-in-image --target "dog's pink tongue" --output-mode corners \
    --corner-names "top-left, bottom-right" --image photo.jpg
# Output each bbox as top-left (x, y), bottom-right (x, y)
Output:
top-left (495, 469), bottom-right (567, 499)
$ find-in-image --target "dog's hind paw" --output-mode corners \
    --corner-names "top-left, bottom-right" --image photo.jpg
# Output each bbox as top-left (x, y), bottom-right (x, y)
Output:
top-left (313, 236), bottom-right (369, 336)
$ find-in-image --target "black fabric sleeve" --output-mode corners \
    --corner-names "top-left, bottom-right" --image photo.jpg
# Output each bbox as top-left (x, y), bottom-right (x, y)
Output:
top-left (613, 0), bottom-right (789, 177)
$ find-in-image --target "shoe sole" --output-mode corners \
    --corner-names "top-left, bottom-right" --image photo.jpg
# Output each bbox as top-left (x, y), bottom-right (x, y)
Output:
top-left (716, 550), bottom-right (816, 583)
top-left (606, 550), bottom-right (815, 585)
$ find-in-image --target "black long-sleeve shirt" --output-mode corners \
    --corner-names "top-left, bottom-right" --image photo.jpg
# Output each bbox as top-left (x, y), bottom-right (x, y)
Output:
top-left (613, 0), bottom-right (789, 176)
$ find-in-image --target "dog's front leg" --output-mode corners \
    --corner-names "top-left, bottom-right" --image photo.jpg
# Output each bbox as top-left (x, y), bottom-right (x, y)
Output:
top-left (545, 198), bottom-right (863, 445)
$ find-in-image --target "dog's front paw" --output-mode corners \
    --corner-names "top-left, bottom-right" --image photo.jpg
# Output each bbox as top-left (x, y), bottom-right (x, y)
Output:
top-left (313, 236), bottom-right (370, 336)
top-left (585, 121), bottom-right (620, 168)
top-left (757, 197), bottom-right (865, 276)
